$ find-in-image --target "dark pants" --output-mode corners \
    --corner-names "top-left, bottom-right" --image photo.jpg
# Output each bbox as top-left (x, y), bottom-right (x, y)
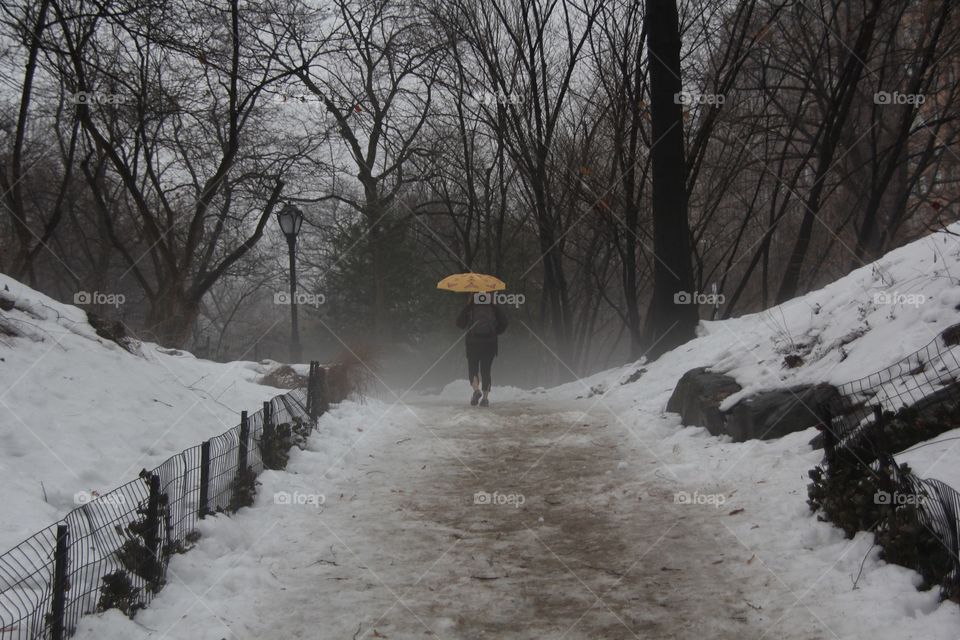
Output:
top-left (466, 341), bottom-right (496, 391)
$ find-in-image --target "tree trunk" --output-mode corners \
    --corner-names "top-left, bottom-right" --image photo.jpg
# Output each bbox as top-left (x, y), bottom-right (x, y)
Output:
top-left (4, 0), bottom-right (52, 276)
top-left (642, 0), bottom-right (698, 359)
top-left (361, 176), bottom-right (389, 344)
top-left (147, 283), bottom-right (200, 348)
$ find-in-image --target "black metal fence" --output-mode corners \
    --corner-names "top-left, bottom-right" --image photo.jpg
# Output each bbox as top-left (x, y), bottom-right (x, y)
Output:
top-left (814, 325), bottom-right (960, 599)
top-left (0, 360), bottom-right (343, 640)
top-left (823, 324), bottom-right (960, 459)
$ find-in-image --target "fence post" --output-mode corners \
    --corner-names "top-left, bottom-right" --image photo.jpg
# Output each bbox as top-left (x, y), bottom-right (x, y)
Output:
top-left (819, 404), bottom-right (836, 467)
top-left (872, 404), bottom-right (885, 457)
top-left (305, 362), bottom-right (314, 417)
top-left (315, 366), bottom-right (328, 420)
top-left (263, 401), bottom-right (274, 442)
top-left (238, 411), bottom-right (250, 475)
top-left (312, 361), bottom-right (322, 416)
top-left (145, 474), bottom-right (161, 559)
top-left (164, 504), bottom-right (173, 551)
top-left (50, 523), bottom-right (69, 640)
top-left (198, 440), bottom-right (211, 519)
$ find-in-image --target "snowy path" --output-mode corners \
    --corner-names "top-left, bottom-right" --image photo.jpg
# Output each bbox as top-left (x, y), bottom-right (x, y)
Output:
top-left (78, 394), bottom-right (809, 640)
top-left (332, 397), bottom-right (765, 639)
top-left (262, 397), bottom-right (756, 638)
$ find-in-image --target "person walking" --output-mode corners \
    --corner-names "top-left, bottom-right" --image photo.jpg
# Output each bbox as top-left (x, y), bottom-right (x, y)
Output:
top-left (456, 293), bottom-right (508, 406)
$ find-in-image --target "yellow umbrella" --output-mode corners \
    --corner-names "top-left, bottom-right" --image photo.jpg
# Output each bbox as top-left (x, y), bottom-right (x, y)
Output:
top-left (436, 272), bottom-right (506, 293)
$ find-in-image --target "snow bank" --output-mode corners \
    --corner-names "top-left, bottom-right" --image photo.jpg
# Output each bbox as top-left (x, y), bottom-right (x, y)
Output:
top-left (520, 224), bottom-right (960, 635)
top-left (0, 274), bottom-right (288, 551)
top-left (69, 398), bottom-right (409, 640)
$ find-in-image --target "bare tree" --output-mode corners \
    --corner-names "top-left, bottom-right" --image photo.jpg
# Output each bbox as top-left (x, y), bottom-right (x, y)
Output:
top-left (279, 0), bottom-right (440, 342)
top-left (48, 0), bottom-right (310, 345)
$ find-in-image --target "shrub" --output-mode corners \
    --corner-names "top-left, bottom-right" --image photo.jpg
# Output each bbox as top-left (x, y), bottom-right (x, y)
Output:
top-left (807, 457), bottom-right (884, 537)
top-left (117, 539), bottom-right (163, 591)
top-left (259, 417), bottom-right (311, 471)
top-left (809, 455), bottom-right (958, 597)
top-left (97, 571), bottom-right (145, 617)
top-left (226, 467), bottom-right (259, 512)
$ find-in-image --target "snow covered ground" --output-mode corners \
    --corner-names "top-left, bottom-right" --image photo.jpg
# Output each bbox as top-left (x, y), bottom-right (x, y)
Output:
top-left (3, 225), bottom-right (960, 637)
top-left (69, 390), bottom-right (960, 640)
top-left (0, 273), bottom-right (290, 551)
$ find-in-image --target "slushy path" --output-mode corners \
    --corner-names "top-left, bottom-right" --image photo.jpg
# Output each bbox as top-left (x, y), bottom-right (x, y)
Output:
top-left (76, 395), bottom-right (808, 639)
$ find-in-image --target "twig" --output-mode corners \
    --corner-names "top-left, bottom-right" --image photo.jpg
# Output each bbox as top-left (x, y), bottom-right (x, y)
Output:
top-left (187, 374), bottom-right (209, 388)
top-left (851, 542), bottom-right (877, 590)
top-left (311, 558), bottom-right (339, 567)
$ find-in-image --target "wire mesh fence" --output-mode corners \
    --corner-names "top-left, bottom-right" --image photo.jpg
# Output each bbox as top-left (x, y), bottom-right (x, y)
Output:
top-left (0, 361), bottom-right (341, 640)
top-left (814, 325), bottom-right (960, 600)
top-left (878, 453), bottom-right (960, 595)
top-left (823, 324), bottom-right (960, 458)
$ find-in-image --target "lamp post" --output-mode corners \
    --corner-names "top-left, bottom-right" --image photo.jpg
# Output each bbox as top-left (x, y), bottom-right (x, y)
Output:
top-left (277, 203), bottom-right (304, 363)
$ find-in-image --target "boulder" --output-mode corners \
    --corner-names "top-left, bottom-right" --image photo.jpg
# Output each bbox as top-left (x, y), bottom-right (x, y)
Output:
top-left (724, 383), bottom-right (841, 441)
top-left (665, 367), bottom-right (742, 436)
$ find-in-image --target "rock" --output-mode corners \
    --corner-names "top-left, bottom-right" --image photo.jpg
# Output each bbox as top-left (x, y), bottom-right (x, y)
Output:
top-left (665, 367), bottom-right (742, 436)
top-left (809, 432), bottom-right (825, 449)
top-left (941, 323), bottom-right (960, 347)
top-left (667, 367), bottom-right (842, 442)
top-left (0, 289), bottom-right (14, 311)
top-left (724, 383), bottom-right (841, 441)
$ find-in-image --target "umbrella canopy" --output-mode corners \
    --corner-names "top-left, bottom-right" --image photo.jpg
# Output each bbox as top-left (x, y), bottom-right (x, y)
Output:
top-left (436, 272), bottom-right (506, 293)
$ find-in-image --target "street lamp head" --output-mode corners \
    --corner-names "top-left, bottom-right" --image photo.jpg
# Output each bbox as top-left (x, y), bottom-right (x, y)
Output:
top-left (277, 203), bottom-right (304, 238)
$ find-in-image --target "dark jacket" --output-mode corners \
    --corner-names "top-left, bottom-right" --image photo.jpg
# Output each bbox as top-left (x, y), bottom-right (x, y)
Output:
top-left (457, 303), bottom-right (508, 354)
